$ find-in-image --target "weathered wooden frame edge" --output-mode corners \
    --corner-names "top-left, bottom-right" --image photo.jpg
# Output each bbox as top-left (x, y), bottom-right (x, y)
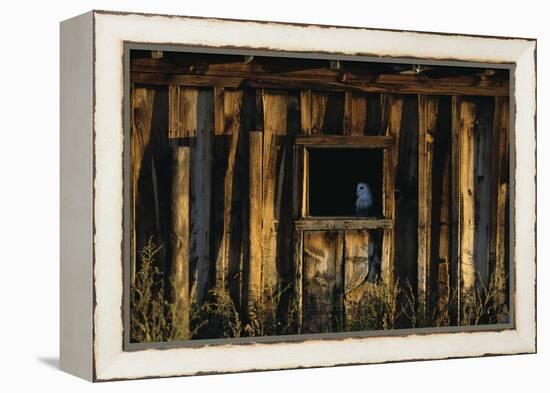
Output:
top-left (60, 9), bottom-right (536, 382)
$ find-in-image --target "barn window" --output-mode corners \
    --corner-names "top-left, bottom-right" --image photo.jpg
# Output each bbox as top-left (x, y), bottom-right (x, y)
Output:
top-left (308, 148), bottom-right (383, 217)
top-left (293, 135), bottom-right (394, 231)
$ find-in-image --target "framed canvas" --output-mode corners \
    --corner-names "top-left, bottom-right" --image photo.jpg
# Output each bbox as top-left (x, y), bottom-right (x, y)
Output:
top-left (60, 10), bottom-right (537, 381)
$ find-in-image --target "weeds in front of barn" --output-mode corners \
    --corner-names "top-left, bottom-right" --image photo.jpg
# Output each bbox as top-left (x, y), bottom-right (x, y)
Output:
top-left (130, 238), bottom-right (509, 342)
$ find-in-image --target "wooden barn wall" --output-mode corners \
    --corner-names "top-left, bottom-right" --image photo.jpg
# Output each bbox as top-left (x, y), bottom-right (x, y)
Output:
top-left (131, 80), bottom-right (510, 334)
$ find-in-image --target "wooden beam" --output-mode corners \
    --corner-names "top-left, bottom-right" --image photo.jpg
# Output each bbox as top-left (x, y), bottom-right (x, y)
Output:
top-left (295, 218), bottom-right (392, 231)
top-left (131, 55), bottom-right (509, 96)
top-left (131, 71), bottom-right (509, 97)
top-left (294, 135), bottom-right (393, 148)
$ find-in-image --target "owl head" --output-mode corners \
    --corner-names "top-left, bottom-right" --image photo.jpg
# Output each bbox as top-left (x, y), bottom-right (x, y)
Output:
top-left (356, 182), bottom-right (370, 197)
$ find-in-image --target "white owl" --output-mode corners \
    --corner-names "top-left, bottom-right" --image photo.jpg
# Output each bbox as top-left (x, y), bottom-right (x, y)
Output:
top-left (355, 182), bottom-right (373, 216)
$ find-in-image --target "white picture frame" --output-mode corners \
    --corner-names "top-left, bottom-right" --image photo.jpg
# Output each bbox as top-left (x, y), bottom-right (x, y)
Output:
top-left (60, 10), bottom-right (536, 381)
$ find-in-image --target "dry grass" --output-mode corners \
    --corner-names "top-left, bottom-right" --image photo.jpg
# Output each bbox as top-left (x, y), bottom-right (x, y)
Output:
top-left (245, 284), bottom-right (297, 337)
top-left (190, 283), bottom-right (243, 339)
top-left (130, 237), bottom-right (171, 342)
top-left (131, 241), bottom-right (509, 342)
top-left (345, 280), bottom-right (402, 332)
top-left (461, 271), bottom-right (509, 326)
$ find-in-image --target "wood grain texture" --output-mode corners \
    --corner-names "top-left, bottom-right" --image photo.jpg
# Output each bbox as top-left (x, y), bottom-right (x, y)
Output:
top-left (450, 96), bottom-right (461, 324)
top-left (293, 230), bottom-right (303, 333)
top-left (169, 146), bottom-right (190, 339)
top-left (131, 87), bottom-right (156, 284)
top-left (343, 230), bottom-right (370, 307)
top-left (295, 218), bottom-right (392, 231)
top-left (381, 95), bottom-right (404, 284)
top-left (428, 97), bottom-right (452, 320)
top-left (261, 90), bottom-right (289, 294)
top-left (473, 98), bottom-right (496, 286)
top-left (417, 95), bottom-right (439, 317)
top-left (191, 90), bottom-right (214, 304)
top-left (131, 71), bottom-right (509, 96)
top-left (458, 99), bottom-right (476, 322)
top-left (168, 86), bottom-right (215, 305)
top-left (212, 89), bottom-right (245, 309)
top-left (344, 92), bottom-right (367, 135)
top-left (294, 135), bottom-right (393, 148)
top-left (489, 97), bottom-right (510, 315)
top-left (395, 96), bottom-right (419, 290)
top-left (248, 131), bottom-right (263, 307)
top-left (300, 90), bottom-right (327, 135)
top-left (303, 231), bottom-right (344, 333)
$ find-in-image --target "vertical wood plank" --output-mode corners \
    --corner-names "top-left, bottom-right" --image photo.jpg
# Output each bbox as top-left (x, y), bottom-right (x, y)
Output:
top-left (224, 90), bottom-right (245, 306)
top-left (214, 87), bottom-right (225, 134)
top-left (450, 96), bottom-right (461, 324)
top-left (192, 90), bottom-right (214, 304)
top-left (212, 88), bottom-right (245, 308)
top-left (344, 92), bottom-right (367, 135)
top-left (458, 99), bottom-right (477, 323)
top-left (436, 153), bottom-right (452, 317)
top-left (381, 94), bottom-right (404, 284)
top-left (131, 87), bottom-right (156, 284)
top-left (292, 143), bottom-right (305, 333)
top-left (293, 230), bottom-right (303, 333)
top-left (169, 87), bottom-right (201, 306)
top-left (213, 87), bottom-right (226, 287)
top-left (489, 96), bottom-right (510, 315)
top-left (365, 94), bottom-right (382, 136)
top-left (248, 131), bottom-right (263, 307)
top-left (391, 96), bottom-right (419, 290)
top-left (303, 231), bottom-right (343, 333)
top-left (261, 90), bottom-right (289, 295)
top-left (343, 230), bottom-right (370, 325)
top-left (169, 146), bottom-right (190, 339)
top-left (473, 98), bottom-right (495, 287)
top-left (300, 90), bottom-right (327, 135)
top-left (418, 95), bottom-right (439, 318)
top-left (430, 97), bottom-right (452, 321)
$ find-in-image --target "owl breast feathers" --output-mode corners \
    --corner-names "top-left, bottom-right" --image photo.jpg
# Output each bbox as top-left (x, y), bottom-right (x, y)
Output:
top-left (355, 182), bottom-right (373, 216)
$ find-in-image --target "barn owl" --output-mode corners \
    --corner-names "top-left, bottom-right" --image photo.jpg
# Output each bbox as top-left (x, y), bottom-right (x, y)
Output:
top-left (355, 182), bottom-right (373, 216)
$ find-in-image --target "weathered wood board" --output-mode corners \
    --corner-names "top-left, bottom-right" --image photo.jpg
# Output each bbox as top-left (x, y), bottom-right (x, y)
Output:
top-left (473, 98), bottom-right (496, 286)
top-left (169, 146), bottom-right (190, 339)
top-left (381, 94), bottom-right (403, 284)
top-left (132, 85), bottom-right (170, 284)
top-left (458, 98), bottom-right (476, 320)
top-left (303, 231), bottom-right (344, 333)
top-left (261, 90), bottom-right (289, 295)
top-left (418, 95), bottom-right (439, 317)
top-left (489, 96), bottom-right (510, 316)
top-left (343, 230), bottom-right (370, 305)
